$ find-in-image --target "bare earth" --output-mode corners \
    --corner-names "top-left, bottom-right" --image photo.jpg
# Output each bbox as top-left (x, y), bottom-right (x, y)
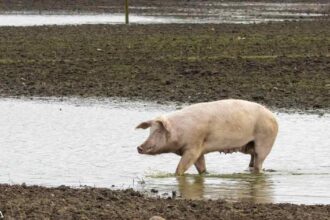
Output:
top-left (0, 184), bottom-right (329, 220)
top-left (0, 22), bottom-right (329, 111)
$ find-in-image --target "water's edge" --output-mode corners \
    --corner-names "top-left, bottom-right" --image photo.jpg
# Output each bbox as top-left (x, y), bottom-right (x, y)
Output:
top-left (0, 97), bottom-right (329, 204)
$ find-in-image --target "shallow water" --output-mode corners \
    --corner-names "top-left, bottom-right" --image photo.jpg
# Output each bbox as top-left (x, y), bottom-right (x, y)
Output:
top-left (0, 98), bottom-right (329, 205)
top-left (0, 2), bottom-right (327, 26)
top-left (0, 14), bottom-right (188, 26)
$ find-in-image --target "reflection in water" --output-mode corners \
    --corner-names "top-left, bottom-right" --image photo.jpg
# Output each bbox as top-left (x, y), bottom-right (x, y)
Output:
top-left (0, 1), bottom-right (327, 27)
top-left (175, 174), bottom-right (274, 203)
top-left (176, 175), bottom-right (205, 200)
top-left (242, 174), bottom-right (273, 203)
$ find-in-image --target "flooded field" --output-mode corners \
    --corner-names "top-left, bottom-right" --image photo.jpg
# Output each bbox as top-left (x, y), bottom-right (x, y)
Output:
top-left (0, 2), bottom-right (328, 26)
top-left (0, 14), bottom-right (187, 26)
top-left (0, 98), bottom-right (329, 205)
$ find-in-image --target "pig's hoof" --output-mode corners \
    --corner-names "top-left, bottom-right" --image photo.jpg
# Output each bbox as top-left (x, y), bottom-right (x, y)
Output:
top-left (199, 170), bottom-right (209, 175)
top-left (251, 168), bottom-right (264, 174)
top-left (175, 172), bottom-right (185, 176)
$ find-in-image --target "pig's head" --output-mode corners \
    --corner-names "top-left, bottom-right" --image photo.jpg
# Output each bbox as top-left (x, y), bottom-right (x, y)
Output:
top-left (136, 116), bottom-right (175, 155)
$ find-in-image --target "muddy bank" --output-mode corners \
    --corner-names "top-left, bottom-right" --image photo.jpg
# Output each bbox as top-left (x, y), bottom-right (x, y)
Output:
top-left (0, 21), bottom-right (329, 110)
top-left (0, 184), bottom-right (329, 219)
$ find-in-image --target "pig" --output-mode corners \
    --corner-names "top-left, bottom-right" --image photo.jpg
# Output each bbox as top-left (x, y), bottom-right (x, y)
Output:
top-left (136, 99), bottom-right (278, 175)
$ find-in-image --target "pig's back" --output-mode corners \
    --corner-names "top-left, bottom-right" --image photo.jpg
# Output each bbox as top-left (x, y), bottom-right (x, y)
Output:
top-left (166, 99), bottom-right (272, 151)
top-left (177, 99), bottom-right (263, 120)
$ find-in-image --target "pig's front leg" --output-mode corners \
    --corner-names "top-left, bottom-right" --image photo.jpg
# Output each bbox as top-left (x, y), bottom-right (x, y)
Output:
top-left (175, 149), bottom-right (201, 176)
top-left (194, 154), bottom-right (207, 174)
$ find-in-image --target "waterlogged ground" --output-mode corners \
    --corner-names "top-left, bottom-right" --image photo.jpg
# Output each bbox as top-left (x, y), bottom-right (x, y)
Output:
top-left (0, 1), bottom-right (329, 26)
top-left (0, 98), bottom-right (329, 205)
top-left (0, 14), bottom-right (186, 26)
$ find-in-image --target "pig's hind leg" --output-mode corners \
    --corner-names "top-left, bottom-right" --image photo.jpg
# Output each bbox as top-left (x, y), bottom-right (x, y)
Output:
top-left (252, 114), bottom-right (278, 173)
top-left (253, 137), bottom-right (276, 173)
top-left (240, 141), bottom-right (255, 168)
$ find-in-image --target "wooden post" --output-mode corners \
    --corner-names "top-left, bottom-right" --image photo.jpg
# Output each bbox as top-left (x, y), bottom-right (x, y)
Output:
top-left (125, 0), bottom-right (129, 24)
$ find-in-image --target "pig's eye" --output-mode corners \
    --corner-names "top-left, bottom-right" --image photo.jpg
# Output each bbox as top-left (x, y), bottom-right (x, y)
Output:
top-left (154, 127), bottom-right (161, 132)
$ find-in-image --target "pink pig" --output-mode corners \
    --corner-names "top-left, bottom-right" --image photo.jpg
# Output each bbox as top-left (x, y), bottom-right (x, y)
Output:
top-left (136, 99), bottom-right (278, 175)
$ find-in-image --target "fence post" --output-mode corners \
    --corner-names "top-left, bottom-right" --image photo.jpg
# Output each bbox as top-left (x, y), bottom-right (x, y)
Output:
top-left (125, 0), bottom-right (129, 24)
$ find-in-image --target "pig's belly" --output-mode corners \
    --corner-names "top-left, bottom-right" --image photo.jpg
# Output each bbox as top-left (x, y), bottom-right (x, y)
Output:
top-left (203, 135), bottom-right (253, 154)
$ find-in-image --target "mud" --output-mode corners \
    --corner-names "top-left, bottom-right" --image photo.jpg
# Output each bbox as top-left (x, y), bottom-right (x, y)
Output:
top-left (0, 184), bottom-right (329, 220)
top-left (1, 0), bottom-right (330, 15)
top-left (0, 21), bottom-right (329, 110)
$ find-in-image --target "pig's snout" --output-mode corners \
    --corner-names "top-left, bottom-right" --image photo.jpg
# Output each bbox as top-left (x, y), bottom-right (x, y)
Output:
top-left (137, 146), bottom-right (144, 154)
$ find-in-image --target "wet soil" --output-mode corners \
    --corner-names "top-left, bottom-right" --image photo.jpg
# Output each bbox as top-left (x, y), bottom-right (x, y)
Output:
top-left (0, 21), bottom-right (329, 110)
top-left (1, 0), bottom-right (330, 15)
top-left (0, 184), bottom-right (329, 220)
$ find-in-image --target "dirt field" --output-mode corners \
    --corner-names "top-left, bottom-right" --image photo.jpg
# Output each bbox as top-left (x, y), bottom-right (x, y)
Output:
top-left (0, 21), bottom-right (329, 111)
top-left (0, 184), bottom-right (329, 220)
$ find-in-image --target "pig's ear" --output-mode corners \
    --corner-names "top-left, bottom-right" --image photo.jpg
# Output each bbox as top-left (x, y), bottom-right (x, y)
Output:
top-left (155, 116), bottom-right (171, 133)
top-left (135, 120), bottom-right (152, 129)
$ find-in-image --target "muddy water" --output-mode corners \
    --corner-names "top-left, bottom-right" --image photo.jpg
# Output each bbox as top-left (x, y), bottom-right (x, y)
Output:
top-left (0, 98), bottom-right (329, 205)
top-left (0, 2), bottom-right (327, 26)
